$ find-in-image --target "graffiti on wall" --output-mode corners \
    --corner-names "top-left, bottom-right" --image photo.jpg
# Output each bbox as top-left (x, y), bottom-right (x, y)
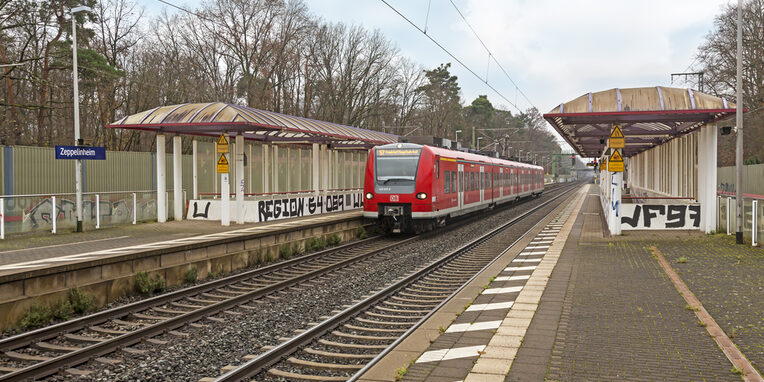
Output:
top-left (718, 182), bottom-right (736, 193)
top-left (187, 193), bottom-right (364, 223)
top-left (21, 196), bottom-right (157, 231)
top-left (621, 204), bottom-right (701, 230)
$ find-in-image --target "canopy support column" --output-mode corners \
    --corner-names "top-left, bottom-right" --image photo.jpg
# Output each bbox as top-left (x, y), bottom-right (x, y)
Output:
top-left (156, 134), bottom-right (167, 223)
top-left (235, 134), bottom-right (244, 224)
top-left (321, 145), bottom-right (328, 197)
top-left (172, 135), bottom-right (183, 221)
top-left (192, 139), bottom-right (198, 199)
top-left (263, 143), bottom-right (270, 193)
top-left (698, 124), bottom-right (718, 233)
top-left (671, 139), bottom-right (679, 195)
top-left (609, 171), bottom-right (622, 235)
top-left (221, 133), bottom-right (230, 226)
top-left (272, 144), bottom-right (279, 193)
top-left (312, 143), bottom-right (320, 196)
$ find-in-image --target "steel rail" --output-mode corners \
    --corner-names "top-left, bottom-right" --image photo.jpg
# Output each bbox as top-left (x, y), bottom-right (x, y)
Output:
top-left (0, 235), bottom-right (419, 381)
top-left (214, 183), bottom-right (580, 381)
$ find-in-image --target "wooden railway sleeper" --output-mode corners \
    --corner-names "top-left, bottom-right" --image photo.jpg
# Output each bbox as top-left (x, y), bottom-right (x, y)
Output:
top-left (331, 330), bottom-right (397, 342)
top-left (355, 317), bottom-right (413, 326)
top-left (343, 324), bottom-right (407, 334)
top-left (318, 339), bottom-right (388, 350)
top-left (304, 348), bottom-right (375, 359)
top-left (286, 357), bottom-right (362, 370)
top-left (365, 311), bottom-right (423, 320)
top-left (376, 306), bottom-right (433, 315)
top-left (268, 368), bottom-right (347, 381)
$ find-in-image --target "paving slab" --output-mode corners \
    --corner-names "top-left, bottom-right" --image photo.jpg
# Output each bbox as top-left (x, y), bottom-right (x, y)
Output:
top-left (510, 188), bottom-right (752, 382)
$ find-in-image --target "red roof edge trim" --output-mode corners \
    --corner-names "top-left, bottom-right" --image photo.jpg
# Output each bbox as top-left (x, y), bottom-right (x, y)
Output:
top-left (543, 108), bottom-right (741, 118)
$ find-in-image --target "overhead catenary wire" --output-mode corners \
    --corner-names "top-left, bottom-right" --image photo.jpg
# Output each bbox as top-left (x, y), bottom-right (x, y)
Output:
top-left (446, 0), bottom-right (538, 112)
top-left (378, 0), bottom-right (523, 115)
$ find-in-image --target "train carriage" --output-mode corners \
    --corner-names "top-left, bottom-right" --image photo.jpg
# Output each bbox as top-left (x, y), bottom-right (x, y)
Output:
top-left (363, 143), bottom-right (544, 233)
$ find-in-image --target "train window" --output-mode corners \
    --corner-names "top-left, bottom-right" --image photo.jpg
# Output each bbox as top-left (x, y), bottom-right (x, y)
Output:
top-left (459, 171), bottom-right (463, 192)
top-left (452, 172), bottom-right (457, 193)
top-left (435, 159), bottom-right (440, 179)
top-left (375, 149), bottom-right (421, 185)
top-left (444, 171), bottom-right (450, 194)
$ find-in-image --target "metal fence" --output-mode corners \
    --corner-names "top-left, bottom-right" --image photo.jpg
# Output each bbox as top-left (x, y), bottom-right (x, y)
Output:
top-left (0, 190), bottom-right (187, 239)
top-left (717, 193), bottom-right (764, 246)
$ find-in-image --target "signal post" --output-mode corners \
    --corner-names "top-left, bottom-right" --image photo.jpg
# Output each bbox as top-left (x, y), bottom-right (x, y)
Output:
top-left (604, 124), bottom-right (625, 235)
top-left (217, 134), bottom-right (231, 226)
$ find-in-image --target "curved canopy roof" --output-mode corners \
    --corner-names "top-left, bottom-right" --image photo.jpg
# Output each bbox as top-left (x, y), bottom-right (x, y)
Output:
top-left (107, 102), bottom-right (398, 148)
top-left (543, 86), bottom-right (736, 157)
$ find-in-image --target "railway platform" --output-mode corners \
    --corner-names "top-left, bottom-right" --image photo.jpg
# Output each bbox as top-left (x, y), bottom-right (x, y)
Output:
top-left (0, 210), bottom-right (364, 330)
top-left (360, 184), bottom-right (764, 382)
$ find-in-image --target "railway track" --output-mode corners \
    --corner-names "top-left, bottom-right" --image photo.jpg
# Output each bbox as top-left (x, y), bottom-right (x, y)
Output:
top-left (0, 235), bottom-right (417, 381)
top-left (213, 183), bottom-right (580, 381)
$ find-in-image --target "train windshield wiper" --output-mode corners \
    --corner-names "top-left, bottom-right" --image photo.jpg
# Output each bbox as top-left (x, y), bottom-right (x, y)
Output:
top-left (381, 177), bottom-right (414, 184)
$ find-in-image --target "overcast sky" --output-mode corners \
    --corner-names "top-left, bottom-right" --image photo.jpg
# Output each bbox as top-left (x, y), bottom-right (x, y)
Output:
top-left (138, 0), bottom-right (728, 150)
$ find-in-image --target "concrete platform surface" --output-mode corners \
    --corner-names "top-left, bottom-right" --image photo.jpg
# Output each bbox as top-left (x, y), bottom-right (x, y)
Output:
top-left (0, 210), bottom-right (362, 273)
top-left (383, 184), bottom-right (763, 382)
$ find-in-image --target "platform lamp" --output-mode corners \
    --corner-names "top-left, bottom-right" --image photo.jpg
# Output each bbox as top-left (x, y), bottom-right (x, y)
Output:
top-left (71, 5), bottom-right (91, 233)
top-left (455, 130), bottom-right (462, 143)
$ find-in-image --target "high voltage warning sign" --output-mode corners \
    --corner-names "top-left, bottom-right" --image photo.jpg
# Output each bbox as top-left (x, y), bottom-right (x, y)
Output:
top-left (608, 149), bottom-right (624, 172)
top-left (216, 134), bottom-right (229, 153)
top-left (217, 154), bottom-right (229, 173)
top-left (609, 124), bottom-right (625, 149)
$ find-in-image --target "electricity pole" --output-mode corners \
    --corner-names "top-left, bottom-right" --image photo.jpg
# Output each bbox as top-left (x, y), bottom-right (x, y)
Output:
top-left (735, 0), bottom-right (744, 244)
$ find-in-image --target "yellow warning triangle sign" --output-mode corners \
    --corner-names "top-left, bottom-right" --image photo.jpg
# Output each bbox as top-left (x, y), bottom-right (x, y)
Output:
top-left (217, 134), bottom-right (228, 145)
top-left (610, 124), bottom-right (625, 139)
top-left (609, 149), bottom-right (624, 162)
top-left (217, 154), bottom-right (229, 166)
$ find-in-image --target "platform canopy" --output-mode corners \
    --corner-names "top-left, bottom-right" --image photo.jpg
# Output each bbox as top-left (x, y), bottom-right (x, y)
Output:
top-left (543, 87), bottom-right (736, 157)
top-left (107, 102), bottom-right (398, 148)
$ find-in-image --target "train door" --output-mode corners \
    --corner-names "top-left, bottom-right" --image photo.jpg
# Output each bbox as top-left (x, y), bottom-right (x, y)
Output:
top-left (479, 166), bottom-right (485, 204)
top-left (509, 167), bottom-right (514, 196)
top-left (499, 168), bottom-right (503, 199)
top-left (458, 163), bottom-right (464, 209)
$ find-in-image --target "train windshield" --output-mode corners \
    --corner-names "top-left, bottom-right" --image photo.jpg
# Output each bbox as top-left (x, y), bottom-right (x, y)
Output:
top-left (375, 148), bottom-right (421, 186)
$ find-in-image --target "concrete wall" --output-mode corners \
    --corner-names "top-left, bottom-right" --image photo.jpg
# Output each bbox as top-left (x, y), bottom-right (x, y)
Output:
top-left (717, 163), bottom-right (764, 196)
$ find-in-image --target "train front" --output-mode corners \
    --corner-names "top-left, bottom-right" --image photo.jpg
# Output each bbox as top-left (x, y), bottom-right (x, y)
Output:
top-left (363, 143), bottom-right (429, 233)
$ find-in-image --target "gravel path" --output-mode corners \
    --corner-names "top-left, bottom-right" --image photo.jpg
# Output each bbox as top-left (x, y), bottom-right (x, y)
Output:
top-left (56, 186), bottom-right (576, 382)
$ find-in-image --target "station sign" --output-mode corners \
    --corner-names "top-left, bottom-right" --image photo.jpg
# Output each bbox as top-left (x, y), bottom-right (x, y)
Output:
top-left (216, 134), bottom-right (229, 153)
top-left (608, 149), bottom-right (624, 172)
top-left (55, 145), bottom-right (106, 160)
top-left (217, 154), bottom-right (229, 173)
top-left (609, 124), bottom-right (625, 149)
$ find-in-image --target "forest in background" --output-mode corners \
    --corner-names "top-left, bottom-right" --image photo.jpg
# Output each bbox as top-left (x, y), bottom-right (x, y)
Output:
top-left (1, 0), bottom-right (762, 166)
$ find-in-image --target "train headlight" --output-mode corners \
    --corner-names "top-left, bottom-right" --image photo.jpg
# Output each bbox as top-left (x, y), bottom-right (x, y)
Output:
top-left (416, 192), bottom-right (428, 200)
top-left (365, 192), bottom-right (374, 200)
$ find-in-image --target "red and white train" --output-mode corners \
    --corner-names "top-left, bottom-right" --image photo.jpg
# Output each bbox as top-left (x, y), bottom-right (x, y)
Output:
top-left (363, 143), bottom-right (544, 233)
